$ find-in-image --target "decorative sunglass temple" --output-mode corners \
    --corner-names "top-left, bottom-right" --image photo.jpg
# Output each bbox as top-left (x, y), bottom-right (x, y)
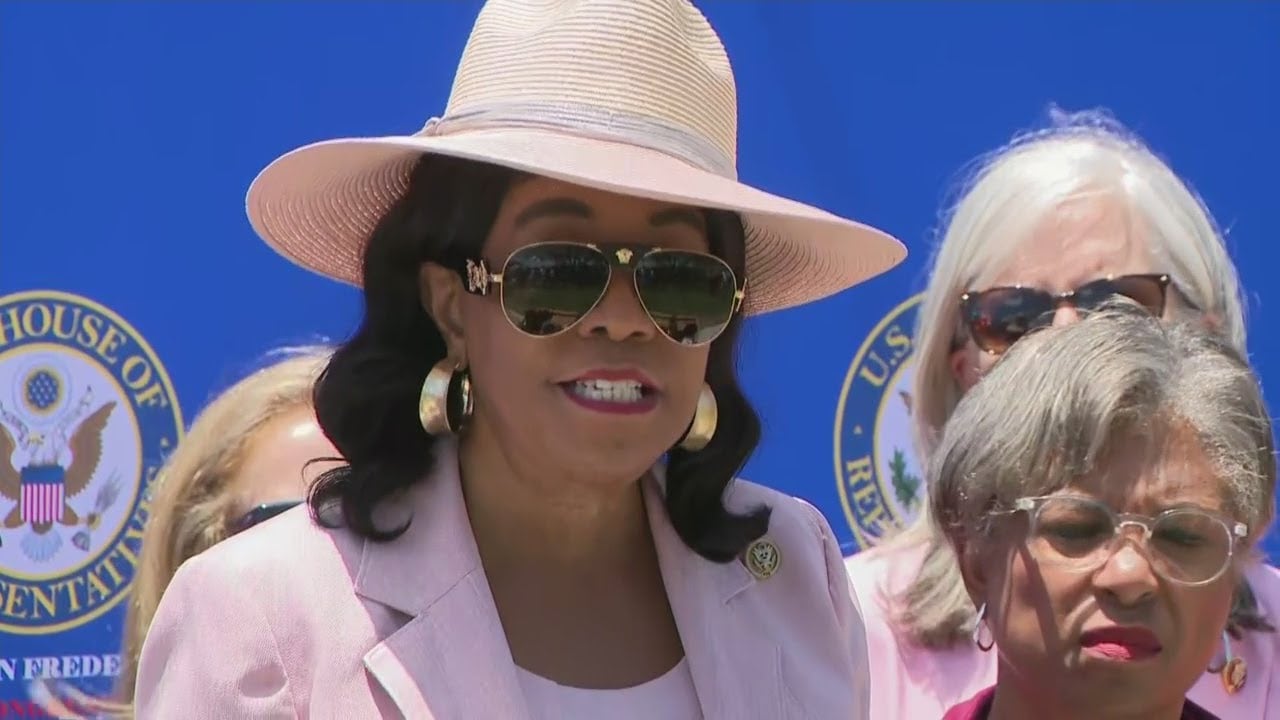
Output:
top-left (463, 259), bottom-right (501, 296)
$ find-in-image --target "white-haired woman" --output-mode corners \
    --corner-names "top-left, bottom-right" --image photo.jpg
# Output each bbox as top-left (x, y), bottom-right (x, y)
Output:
top-left (935, 304), bottom-right (1273, 720)
top-left (844, 109), bottom-right (1278, 719)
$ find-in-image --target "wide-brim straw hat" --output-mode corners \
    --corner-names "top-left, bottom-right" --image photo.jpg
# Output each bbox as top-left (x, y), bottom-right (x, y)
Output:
top-left (246, 0), bottom-right (906, 315)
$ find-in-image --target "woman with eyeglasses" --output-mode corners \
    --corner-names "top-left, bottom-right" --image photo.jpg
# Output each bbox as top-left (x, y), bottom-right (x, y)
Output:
top-left (933, 304), bottom-right (1273, 719)
top-left (27, 347), bottom-right (337, 719)
top-left (132, 2), bottom-right (906, 718)
top-left (844, 108), bottom-right (1279, 719)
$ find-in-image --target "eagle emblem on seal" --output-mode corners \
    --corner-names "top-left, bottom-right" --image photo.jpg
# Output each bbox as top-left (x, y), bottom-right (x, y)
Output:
top-left (0, 384), bottom-right (117, 562)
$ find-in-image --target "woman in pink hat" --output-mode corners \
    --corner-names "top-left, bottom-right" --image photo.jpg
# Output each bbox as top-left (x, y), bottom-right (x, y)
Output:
top-left (133, 1), bottom-right (906, 718)
top-left (846, 109), bottom-right (1280, 719)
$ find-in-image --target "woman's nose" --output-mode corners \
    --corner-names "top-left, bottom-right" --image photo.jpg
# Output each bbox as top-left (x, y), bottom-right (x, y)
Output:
top-left (577, 274), bottom-right (655, 342)
top-left (1051, 304), bottom-right (1081, 326)
top-left (1091, 542), bottom-right (1159, 606)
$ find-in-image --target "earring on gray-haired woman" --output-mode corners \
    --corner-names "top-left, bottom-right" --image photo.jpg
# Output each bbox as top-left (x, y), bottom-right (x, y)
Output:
top-left (1208, 629), bottom-right (1248, 694)
top-left (971, 602), bottom-right (995, 652)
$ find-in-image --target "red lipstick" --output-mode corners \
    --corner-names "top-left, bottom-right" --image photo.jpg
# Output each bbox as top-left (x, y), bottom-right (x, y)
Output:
top-left (1079, 626), bottom-right (1162, 662)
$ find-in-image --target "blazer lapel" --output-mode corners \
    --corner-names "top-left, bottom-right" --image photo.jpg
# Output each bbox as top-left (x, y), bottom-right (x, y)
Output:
top-left (356, 440), bottom-right (531, 720)
top-left (644, 473), bottom-right (791, 720)
top-left (352, 451), bottom-right (791, 719)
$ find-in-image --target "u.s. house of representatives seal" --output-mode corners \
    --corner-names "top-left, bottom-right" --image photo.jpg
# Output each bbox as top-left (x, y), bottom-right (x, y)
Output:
top-left (0, 290), bottom-right (182, 635)
top-left (833, 294), bottom-right (923, 551)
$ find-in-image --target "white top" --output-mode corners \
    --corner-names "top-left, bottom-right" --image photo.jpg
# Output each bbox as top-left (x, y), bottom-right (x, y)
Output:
top-left (516, 658), bottom-right (702, 720)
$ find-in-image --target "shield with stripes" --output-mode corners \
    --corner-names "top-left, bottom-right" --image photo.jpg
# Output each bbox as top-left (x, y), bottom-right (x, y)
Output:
top-left (19, 464), bottom-right (66, 525)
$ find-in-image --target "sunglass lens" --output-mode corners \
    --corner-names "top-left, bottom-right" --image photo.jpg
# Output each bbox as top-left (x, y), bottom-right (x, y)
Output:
top-left (235, 500), bottom-right (302, 534)
top-left (964, 288), bottom-right (1054, 353)
top-left (634, 251), bottom-right (737, 345)
top-left (1075, 275), bottom-right (1167, 316)
top-left (501, 244), bottom-right (610, 336)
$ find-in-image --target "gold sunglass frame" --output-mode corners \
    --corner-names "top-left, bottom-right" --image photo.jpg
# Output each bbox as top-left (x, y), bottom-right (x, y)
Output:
top-left (460, 241), bottom-right (746, 346)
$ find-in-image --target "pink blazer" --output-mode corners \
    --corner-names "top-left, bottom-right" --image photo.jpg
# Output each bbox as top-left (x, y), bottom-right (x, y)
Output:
top-left (845, 541), bottom-right (1280, 719)
top-left (134, 440), bottom-right (871, 719)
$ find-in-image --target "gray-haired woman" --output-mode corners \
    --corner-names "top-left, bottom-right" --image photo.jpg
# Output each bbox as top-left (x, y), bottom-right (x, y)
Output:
top-left (935, 304), bottom-right (1273, 720)
top-left (844, 109), bottom-right (1278, 719)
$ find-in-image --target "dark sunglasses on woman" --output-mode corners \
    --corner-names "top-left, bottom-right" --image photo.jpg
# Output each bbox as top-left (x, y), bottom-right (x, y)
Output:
top-left (458, 241), bottom-right (746, 346)
top-left (959, 273), bottom-right (1171, 354)
top-left (233, 500), bottom-right (302, 535)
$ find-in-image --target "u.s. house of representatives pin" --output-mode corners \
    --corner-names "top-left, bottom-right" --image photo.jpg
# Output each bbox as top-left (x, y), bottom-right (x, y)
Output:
top-left (743, 537), bottom-right (781, 580)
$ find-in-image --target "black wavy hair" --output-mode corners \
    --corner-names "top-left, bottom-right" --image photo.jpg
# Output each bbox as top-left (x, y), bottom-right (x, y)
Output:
top-left (308, 153), bottom-right (768, 562)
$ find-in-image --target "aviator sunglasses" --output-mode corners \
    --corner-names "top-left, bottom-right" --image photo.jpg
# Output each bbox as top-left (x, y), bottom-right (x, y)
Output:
top-left (459, 241), bottom-right (746, 346)
top-left (959, 273), bottom-right (1171, 354)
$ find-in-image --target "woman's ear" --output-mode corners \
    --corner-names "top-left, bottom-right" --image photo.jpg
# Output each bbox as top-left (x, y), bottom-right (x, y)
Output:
top-left (1199, 311), bottom-right (1223, 335)
top-left (948, 346), bottom-right (969, 386)
top-left (419, 262), bottom-right (468, 363)
top-left (950, 343), bottom-right (986, 393)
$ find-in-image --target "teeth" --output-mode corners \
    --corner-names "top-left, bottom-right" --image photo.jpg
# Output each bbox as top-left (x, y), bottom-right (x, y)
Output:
top-left (571, 379), bottom-right (644, 403)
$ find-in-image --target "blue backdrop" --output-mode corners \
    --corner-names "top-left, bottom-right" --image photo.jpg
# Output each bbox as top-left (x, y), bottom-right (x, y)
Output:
top-left (1, 0), bottom-right (1276, 709)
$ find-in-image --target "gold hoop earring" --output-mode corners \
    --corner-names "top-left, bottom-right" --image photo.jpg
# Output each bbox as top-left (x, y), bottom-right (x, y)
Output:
top-left (678, 384), bottom-right (717, 451)
top-left (418, 359), bottom-right (473, 435)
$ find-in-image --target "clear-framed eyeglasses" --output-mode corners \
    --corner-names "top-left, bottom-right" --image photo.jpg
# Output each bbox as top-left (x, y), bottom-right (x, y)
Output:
top-left (999, 495), bottom-right (1249, 586)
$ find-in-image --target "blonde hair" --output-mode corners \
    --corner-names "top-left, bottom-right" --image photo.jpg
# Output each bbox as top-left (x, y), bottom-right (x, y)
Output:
top-left (892, 108), bottom-right (1248, 647)
top-left (115, 346), bottom-right (332, 709)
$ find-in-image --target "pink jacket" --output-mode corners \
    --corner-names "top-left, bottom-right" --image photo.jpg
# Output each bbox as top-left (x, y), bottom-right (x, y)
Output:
top-left (846, 541), bottom-right (1280, 719)
top-left (134, 440), bottom-right (871, 719)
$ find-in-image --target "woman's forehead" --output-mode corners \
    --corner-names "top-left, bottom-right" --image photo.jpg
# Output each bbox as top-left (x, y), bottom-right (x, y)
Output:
top-left (485, 176), bottom-right (709, 255)
top-left (986, 196), bottom-right (1155, 290)
top-left (1064, 430), bottom-right (1225, 513)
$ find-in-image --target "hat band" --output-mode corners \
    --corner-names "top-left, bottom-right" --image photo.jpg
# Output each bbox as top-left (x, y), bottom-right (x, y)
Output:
top-left (419, 101), bottom-right (737, 179)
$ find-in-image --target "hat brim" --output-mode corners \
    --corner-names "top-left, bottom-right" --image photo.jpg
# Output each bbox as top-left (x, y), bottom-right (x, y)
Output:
top-left (246, 128), bottom-right (906, 315)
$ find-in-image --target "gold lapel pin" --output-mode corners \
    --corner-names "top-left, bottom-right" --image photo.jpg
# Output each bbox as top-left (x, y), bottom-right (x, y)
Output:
top-left (743, 537), bottom-right (781, 580)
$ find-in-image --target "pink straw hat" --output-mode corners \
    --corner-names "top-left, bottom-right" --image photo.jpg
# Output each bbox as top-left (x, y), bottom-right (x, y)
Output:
top-left (246, 0), bottom-right (906, 314)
